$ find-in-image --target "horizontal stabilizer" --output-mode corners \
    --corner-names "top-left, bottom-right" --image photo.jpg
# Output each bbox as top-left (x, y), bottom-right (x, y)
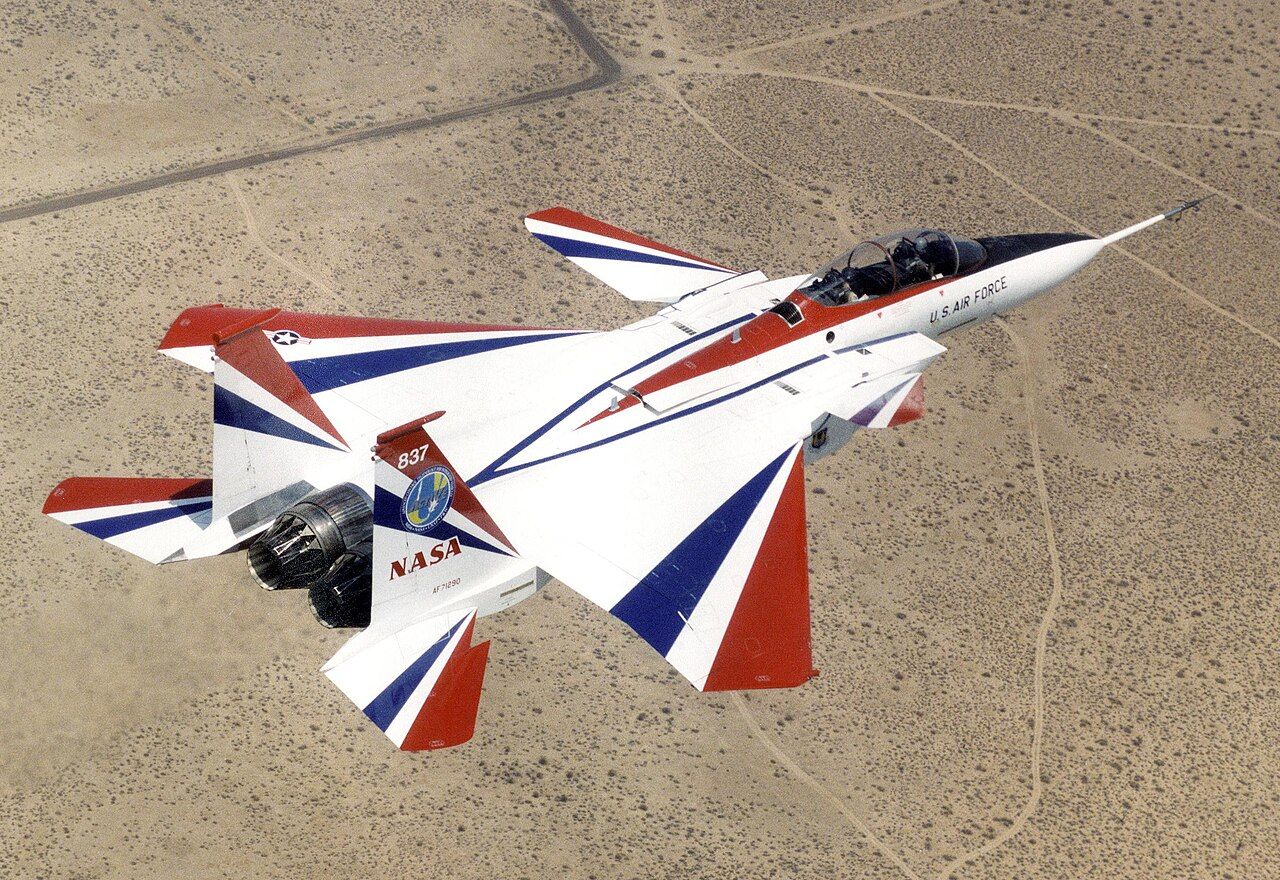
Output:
top-left (323, 607), bottom-right (489, 750)
top-left (525, 206), bottom-right (738, 303)
top-left (44, 477), bottom-right (214, 564)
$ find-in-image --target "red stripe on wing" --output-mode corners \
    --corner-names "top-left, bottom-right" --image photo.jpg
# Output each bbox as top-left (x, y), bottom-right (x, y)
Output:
top-left (703, 450), bottom-right (814, 691)
top-left (43, 477), bottom-right (213, 514)
top-left (527, 206), bottom-right (729, 269)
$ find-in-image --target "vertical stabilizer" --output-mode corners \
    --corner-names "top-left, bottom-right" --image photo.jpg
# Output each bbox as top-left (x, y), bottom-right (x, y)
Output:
top-left (211, 310), bottom-right (353, 524)
top-left (368, 414), bottom-right (536, 627)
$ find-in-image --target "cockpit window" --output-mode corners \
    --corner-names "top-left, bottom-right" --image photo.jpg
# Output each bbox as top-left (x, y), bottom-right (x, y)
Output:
top-left (768, 300), bottom-right (804, 326)
top-left (799, 229), bottom-right (987, 306)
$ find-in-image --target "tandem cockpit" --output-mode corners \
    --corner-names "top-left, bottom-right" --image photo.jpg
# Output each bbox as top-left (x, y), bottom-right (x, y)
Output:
top-left (799, 229), bottom-right (988, 306)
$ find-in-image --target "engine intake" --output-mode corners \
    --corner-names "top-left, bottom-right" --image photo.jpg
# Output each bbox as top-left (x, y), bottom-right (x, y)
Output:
top-left (247, 484), bottom-right (372, 592)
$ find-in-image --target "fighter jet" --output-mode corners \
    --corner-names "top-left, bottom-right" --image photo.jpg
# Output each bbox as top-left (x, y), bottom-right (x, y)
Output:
top-left (44, 199), bottom-right (1204, 750)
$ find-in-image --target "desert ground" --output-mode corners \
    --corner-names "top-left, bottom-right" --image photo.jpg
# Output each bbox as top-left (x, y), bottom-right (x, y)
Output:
top-left (1, 0), bottom-right (1277, 877)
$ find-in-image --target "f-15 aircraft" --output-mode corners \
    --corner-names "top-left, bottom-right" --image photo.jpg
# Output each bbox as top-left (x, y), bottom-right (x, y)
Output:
top-left (44, 200), bottom-right (1203, 750)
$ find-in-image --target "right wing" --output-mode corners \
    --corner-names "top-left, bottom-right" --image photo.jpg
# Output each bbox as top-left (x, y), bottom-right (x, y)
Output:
top-left (524, 206), bottom-right (739, 303)
top-left (478, 332), bottom-right (947, 691)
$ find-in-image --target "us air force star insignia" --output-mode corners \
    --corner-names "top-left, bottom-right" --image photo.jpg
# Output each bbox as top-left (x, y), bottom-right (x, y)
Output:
top-left (271, 329), bottom-right (302, 346)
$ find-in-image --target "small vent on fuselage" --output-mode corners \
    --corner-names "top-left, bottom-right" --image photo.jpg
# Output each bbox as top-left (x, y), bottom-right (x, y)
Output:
top-left (768, 301), bottom-right (804, 327)
top-left (672, 321), bottom-right (697, 336)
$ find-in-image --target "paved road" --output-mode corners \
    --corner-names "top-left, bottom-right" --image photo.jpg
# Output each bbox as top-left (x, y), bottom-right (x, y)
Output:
top-left (0, 0), bottom-right (622, 225)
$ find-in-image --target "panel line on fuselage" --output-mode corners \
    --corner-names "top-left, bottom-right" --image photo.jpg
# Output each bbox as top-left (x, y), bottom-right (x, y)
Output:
top-left (468, 312), bottom-right (762, 486)
top-left (474, 353), bottom-right (829, 482)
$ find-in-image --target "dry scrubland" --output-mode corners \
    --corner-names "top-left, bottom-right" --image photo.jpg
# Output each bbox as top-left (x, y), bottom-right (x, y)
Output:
top-left (1, 0), bottom-right (1277, 878)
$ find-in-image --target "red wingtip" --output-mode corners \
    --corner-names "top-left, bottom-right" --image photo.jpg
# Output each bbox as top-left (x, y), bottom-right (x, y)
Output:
top-left (702, 452), bottom-right (813, 692)
top-left (887, 377), bottom-right (925, 427)
top-left (401, 620), bottom-right (490, 751)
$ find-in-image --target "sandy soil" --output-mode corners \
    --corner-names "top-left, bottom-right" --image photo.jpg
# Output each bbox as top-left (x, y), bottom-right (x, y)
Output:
top-left (0, 1), bottom-right (1276, 878)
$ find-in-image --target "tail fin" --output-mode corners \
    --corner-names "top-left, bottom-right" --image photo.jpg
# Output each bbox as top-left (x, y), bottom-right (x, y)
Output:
top-left (320, 416), bottom-right (536, 750)
top-left (212, 309), bottom-right (353, 525)
top-left (368, 414), bottom-right (535, 625)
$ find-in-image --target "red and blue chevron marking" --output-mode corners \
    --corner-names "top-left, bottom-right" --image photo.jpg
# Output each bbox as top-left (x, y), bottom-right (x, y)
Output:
top-left (213, 384), bottom-right (346, 451)
top-left (526, 206), bottom-right (730, 269)
top-left (610, 448), bottom-right (792, 657)
top-left (362, 617), bottom-right (467, 732)
top-left (373, 485), bottom-right (514, 558)
top-left (468, 313), bottom-right (755, 487)
top-left (529, 232), bottom-right (721, 271)
top-left (850, 376), bottom-right (917, 427)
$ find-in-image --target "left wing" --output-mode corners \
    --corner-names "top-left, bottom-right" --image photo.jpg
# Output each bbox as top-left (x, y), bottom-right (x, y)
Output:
top-left (43, 477), bottom-right (214, 564)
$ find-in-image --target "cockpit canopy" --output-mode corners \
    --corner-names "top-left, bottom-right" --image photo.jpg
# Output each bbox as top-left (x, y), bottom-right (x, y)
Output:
top-left (799, 229), bottom-right (987, 306)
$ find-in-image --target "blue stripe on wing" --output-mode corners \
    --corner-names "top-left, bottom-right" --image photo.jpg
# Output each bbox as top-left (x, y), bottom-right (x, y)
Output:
top-left (609, 449), bottom-right (791, 657)
top-left (290, 332), bottom-right (582, 395)
top-left (362, 618), bottom-right (467, 731)
top-left (532, 232), bottom-right (722, 271)
top-left (74, 499), bottom-right (213, 540)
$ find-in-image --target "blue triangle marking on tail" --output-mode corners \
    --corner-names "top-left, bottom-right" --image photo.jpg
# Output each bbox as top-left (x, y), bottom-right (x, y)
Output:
top-left (373, 486), bottom-right (511, 557)
top-left (213, 385), bottom-right (345, 451)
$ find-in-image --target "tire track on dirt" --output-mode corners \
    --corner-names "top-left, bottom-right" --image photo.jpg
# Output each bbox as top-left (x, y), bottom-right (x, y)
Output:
top-left (226, 174), bottom-right (344, 304)
top-left (934, 316), bottom-right (1065, 879)
top-left (730, 692), bottom-right (923, 880)
top-left (725, 0), bottom-right (962, 61)
top-left (657, 80), bottom-right (856, 242)
top-left (728, 65), bottom-right (1280, 139)
top-left (0, 0), bottom-right (621, 225)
